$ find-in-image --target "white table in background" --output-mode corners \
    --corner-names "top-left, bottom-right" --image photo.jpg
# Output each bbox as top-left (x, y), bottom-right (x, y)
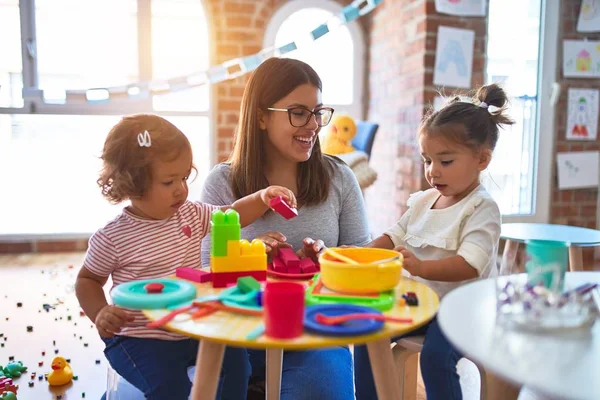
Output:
top-left (438, 272), bottom-right (600, 400)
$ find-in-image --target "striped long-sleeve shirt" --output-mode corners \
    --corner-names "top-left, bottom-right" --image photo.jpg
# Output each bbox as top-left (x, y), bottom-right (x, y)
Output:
top-left (83, 200), bottom-right (216, 340)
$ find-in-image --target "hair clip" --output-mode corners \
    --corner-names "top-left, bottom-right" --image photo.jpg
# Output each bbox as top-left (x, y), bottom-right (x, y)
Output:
top-left (137, 130), bottom-right (152, 147)
top-left (479, 101), bottom-right (489, 109)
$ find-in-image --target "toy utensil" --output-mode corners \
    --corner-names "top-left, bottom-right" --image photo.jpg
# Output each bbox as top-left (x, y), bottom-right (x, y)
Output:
top-left (323, 248), bottom-right (359, 264)
top-left (315, 312), bottom-right (413, 325)
top-left (191, 301), bottom-right (263, 317)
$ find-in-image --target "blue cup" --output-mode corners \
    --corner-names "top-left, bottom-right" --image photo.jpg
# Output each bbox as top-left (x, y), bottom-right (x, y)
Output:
top-left (525, 239), bottom-right (568, 292)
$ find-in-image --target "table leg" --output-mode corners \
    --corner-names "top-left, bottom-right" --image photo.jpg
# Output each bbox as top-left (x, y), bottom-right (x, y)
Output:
top-left (191, 340), bottom-right (225, 400)
top-left (500, 240), bottom-right (521, 275)
top-left (266, 348), bottom-right (283, 400)
top-left (486, 371), bottom-right (521, 400)
top-left (367, 338), bottom-right (402, 400)
top-left (568, 246), bottom-right (584, 271)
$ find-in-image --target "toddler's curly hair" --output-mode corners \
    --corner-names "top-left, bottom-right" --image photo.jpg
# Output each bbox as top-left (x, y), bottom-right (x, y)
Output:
top-left (97, 114), bottom-right (194, 204)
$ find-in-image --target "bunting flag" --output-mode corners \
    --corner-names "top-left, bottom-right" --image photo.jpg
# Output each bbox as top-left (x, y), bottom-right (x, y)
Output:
top-left (23, 0), bottom-right (383, 105)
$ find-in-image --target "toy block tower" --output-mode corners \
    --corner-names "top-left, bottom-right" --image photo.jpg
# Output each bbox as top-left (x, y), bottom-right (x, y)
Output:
top-left (210, 209), bottom-right (267, 288)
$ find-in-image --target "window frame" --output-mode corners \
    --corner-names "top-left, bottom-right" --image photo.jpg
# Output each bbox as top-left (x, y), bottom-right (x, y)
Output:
top-left (262, 0), bottom-right (366, 119)
top-left (0, 0), bottom-right (213, 240)
top-left (490, 0), bottom-right (558, 223)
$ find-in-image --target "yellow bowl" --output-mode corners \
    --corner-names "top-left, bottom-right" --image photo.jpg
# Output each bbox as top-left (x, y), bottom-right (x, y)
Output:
top-left (318, 247), bottom-right (403, 294)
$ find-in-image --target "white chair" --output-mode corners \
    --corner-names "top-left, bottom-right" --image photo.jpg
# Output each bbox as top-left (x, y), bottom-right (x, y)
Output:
top-left (392, 336), bottom-right (487, 400)
top-left (105, 364), bottom-right (196, 399)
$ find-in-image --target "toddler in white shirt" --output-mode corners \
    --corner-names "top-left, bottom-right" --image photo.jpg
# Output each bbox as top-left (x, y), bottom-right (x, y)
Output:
top-left (355, 83), bottom-right (514, 400)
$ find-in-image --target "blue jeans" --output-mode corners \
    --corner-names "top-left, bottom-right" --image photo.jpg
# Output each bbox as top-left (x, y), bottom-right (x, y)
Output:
top-left (354, 318), bottom-right (463, 400)
top-left (101, 336), bottom-right (249, 400)
top-left (219, 346), bottom-right (354, 400)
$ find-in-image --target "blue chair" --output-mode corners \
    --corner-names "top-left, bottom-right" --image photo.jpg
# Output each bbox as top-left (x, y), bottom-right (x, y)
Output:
top-left (351, 121), bottom-right (379, 159)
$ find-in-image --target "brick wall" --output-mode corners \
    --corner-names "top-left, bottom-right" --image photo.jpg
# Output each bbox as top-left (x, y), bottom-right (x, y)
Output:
top-left (364, 0), bottom-right (487, 236)
top-left (552, 0), bottom-right (600, 263)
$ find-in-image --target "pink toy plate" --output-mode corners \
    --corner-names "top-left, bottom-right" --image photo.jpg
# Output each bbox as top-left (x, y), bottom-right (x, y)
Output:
top-left (267, 262), bottom-right (320, 280)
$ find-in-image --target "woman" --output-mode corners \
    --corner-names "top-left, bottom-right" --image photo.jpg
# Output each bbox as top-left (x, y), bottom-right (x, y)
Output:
top-left (201, 57), bottom-right (370, 399)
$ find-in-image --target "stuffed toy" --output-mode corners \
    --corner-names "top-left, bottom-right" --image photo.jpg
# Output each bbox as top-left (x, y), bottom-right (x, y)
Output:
top-left (322, 115), bottom-right (357, 155)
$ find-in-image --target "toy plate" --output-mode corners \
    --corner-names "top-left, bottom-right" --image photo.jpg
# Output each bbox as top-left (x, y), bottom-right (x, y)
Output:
top-left (303, 304), bottom-right (384, 336)
top-left (111, 278), bottom-right (197, 310)
top-left (267, 262), bottom-right (320, 280)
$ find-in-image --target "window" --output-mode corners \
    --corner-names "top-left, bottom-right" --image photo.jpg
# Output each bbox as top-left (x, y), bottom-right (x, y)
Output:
top-left (263, 0), bottom-right (365, 119)
top-left (0, 0), bottom-right (211, 237)
top-left (0, 0), bottom-right (23, 108)
top-left (483, 0), bottom-right (557, 222)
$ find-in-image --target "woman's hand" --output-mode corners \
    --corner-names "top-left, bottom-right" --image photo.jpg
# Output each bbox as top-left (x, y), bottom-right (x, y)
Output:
top-left (260, 186), bottom-right (297, 209)
top-left (255, 231), bottom-right (292, 256)
top-left (297, 238), bottom-right (326, 262)
top-left (394, 246), bottom-right (422, 277)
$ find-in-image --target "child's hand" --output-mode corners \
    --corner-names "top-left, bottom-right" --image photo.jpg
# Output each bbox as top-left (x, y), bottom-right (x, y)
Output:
top-left (261, 186), bottom-right (297, 209)
top-left (95, 305), bottom-right (134, 338)
top-left (255, 231), bottom-right (292, 255)
top-left (296, 237), bottom-right (325, 262)
top-left (395, 246), bottom-right (422, 277)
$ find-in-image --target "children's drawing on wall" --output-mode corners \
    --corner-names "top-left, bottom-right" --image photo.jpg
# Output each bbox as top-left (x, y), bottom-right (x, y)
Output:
top-left (433, 26), bottom-right (474, 89)
top-left (434, 0), bottom-right (486, 16)
top-left (563, 39), bottom-right (600, 77)
top-left (566, 88), bottom-right (599, 141)
top-left (556, 151), bottom-right (600, 190)
top-left (577, 0), bottom-right (600, 32)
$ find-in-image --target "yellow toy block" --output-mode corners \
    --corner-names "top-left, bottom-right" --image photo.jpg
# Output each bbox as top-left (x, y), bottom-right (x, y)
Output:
top-left (211, 239), bottom-right (267, 273)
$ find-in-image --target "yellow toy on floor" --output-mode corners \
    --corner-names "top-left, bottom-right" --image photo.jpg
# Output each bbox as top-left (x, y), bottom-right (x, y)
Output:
top-left (322, 115), bottom-right (357, 155)
top-left (47, 356), bottom-right (73, 387)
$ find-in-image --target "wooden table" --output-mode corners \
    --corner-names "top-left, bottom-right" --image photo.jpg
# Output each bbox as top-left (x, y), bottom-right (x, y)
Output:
top-left (144, 277), bottom-right (439, 400)
top-left (501, 223), bottom-right (600, 273)
top-left (438, 272), bottom-right (600, 400)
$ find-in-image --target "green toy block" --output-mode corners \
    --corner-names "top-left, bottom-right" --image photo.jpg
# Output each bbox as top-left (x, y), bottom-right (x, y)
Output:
top-left (237, 276), bottom-right (261, 293)
top-left (211, 209), bottom-right (241, 257)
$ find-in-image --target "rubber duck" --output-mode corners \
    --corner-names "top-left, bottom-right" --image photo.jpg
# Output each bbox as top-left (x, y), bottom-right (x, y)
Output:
top-left (322, 115), bottom-right (357, 155)
top-left (47, 357), bottom-right (73, 387)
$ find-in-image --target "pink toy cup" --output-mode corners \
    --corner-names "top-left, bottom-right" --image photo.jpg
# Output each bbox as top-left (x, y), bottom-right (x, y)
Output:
top-left (263, 282), bottom-right (305, 339)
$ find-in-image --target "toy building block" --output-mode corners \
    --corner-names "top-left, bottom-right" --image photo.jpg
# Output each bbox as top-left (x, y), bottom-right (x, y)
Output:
top-left (211, 209), bottom-right (241, 257)
top-left (272, 257), bottom-right (287, 273)
top-left (212, 270), bottom-right (267, 288)
top-left (402, 293), bottom-right (419, 306)
top-left (176, 267), bottom-right (212, 283)
top-left (278, 248), bottom-right (300, 268)
top-left (299, 258), bottom-right (318, 274)
top-left (237, 277), bottom-right (261, 293)
top-left (269, 196), bottom-right (298, 220)
top-left (211, 239), bottom-right (267, 273)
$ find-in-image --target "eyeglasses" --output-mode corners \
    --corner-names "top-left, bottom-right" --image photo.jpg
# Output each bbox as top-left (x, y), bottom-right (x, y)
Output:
top-left (267, 106), bottom-right (335, 128)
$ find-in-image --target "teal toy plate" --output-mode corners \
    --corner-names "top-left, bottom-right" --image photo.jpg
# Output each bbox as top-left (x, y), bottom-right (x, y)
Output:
top-left (111, 278), bottom-right (197, 310)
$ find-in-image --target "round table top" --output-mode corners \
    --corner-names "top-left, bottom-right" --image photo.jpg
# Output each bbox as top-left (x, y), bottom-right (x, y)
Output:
top-left (144, 276), bottom-right (439, 350)
top-left (501, 223), bottom-right (600, 247)
top-left (438, 272), bottom-right (600, 400)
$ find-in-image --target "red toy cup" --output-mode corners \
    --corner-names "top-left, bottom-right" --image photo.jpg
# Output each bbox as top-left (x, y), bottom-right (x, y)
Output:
top-left (263, 282), bottom-right (305, 339)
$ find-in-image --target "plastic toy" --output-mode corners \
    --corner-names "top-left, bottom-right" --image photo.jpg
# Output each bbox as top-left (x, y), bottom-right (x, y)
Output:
top-left (402, 292), bottom-right (419, 306)
top-left (268, 248), bottom-right (320, 279)
top-left (210, 209), bottom-right (267, 288)
top-left (314, 312), bottom-right (412, 325)
top-left (318, 247), bottom-right (403, 294)
top-left (47, 357), bottom-right (73, 387)
top-left (0, 392), bottom-right (17, 400)
top-left (111, 278), bottom-right (197, 309)
top-left (237, 277), bottom-right (260, 293)
top-left (0, 377), bottom-right (17, 395)
top-left (304, 304), bottom-right (384, 336)
top-left (321, 115), bottom-right (357, 155)
top-left (269, 196), bottom-right (298, 220)
top-left (305, 275), bottom-right (394, 311)
top-left (0, 362), bottom-right (27, 379)
top-left (176, 267), bottom-right (212, 283)
top-left (263, 282), bottom-right (305, 339)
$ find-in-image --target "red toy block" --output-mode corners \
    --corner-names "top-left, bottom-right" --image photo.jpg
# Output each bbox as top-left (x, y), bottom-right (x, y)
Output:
top-left (299, 258), bottom-right (318, 273)
top-left (211, 270), bottom-right (267, 288)
top-left (269, 196), bottom-right (298, 220)
top-left (272, 257), bottom-right (287, 273)
top-left (278, 248), bottom-right (299, 268)
top-left (176, 267), bottom-right (212, 283)
top-left (287, 266), bottom-right (301, 274)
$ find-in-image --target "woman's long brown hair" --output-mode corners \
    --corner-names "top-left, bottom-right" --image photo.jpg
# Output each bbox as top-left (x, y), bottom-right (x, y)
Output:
top-left (228, 57), bottom-right (334, 205)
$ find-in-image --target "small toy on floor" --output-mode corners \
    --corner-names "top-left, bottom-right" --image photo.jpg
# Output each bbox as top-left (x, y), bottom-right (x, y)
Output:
top-left (47, 357), bottom-right (73, 387)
